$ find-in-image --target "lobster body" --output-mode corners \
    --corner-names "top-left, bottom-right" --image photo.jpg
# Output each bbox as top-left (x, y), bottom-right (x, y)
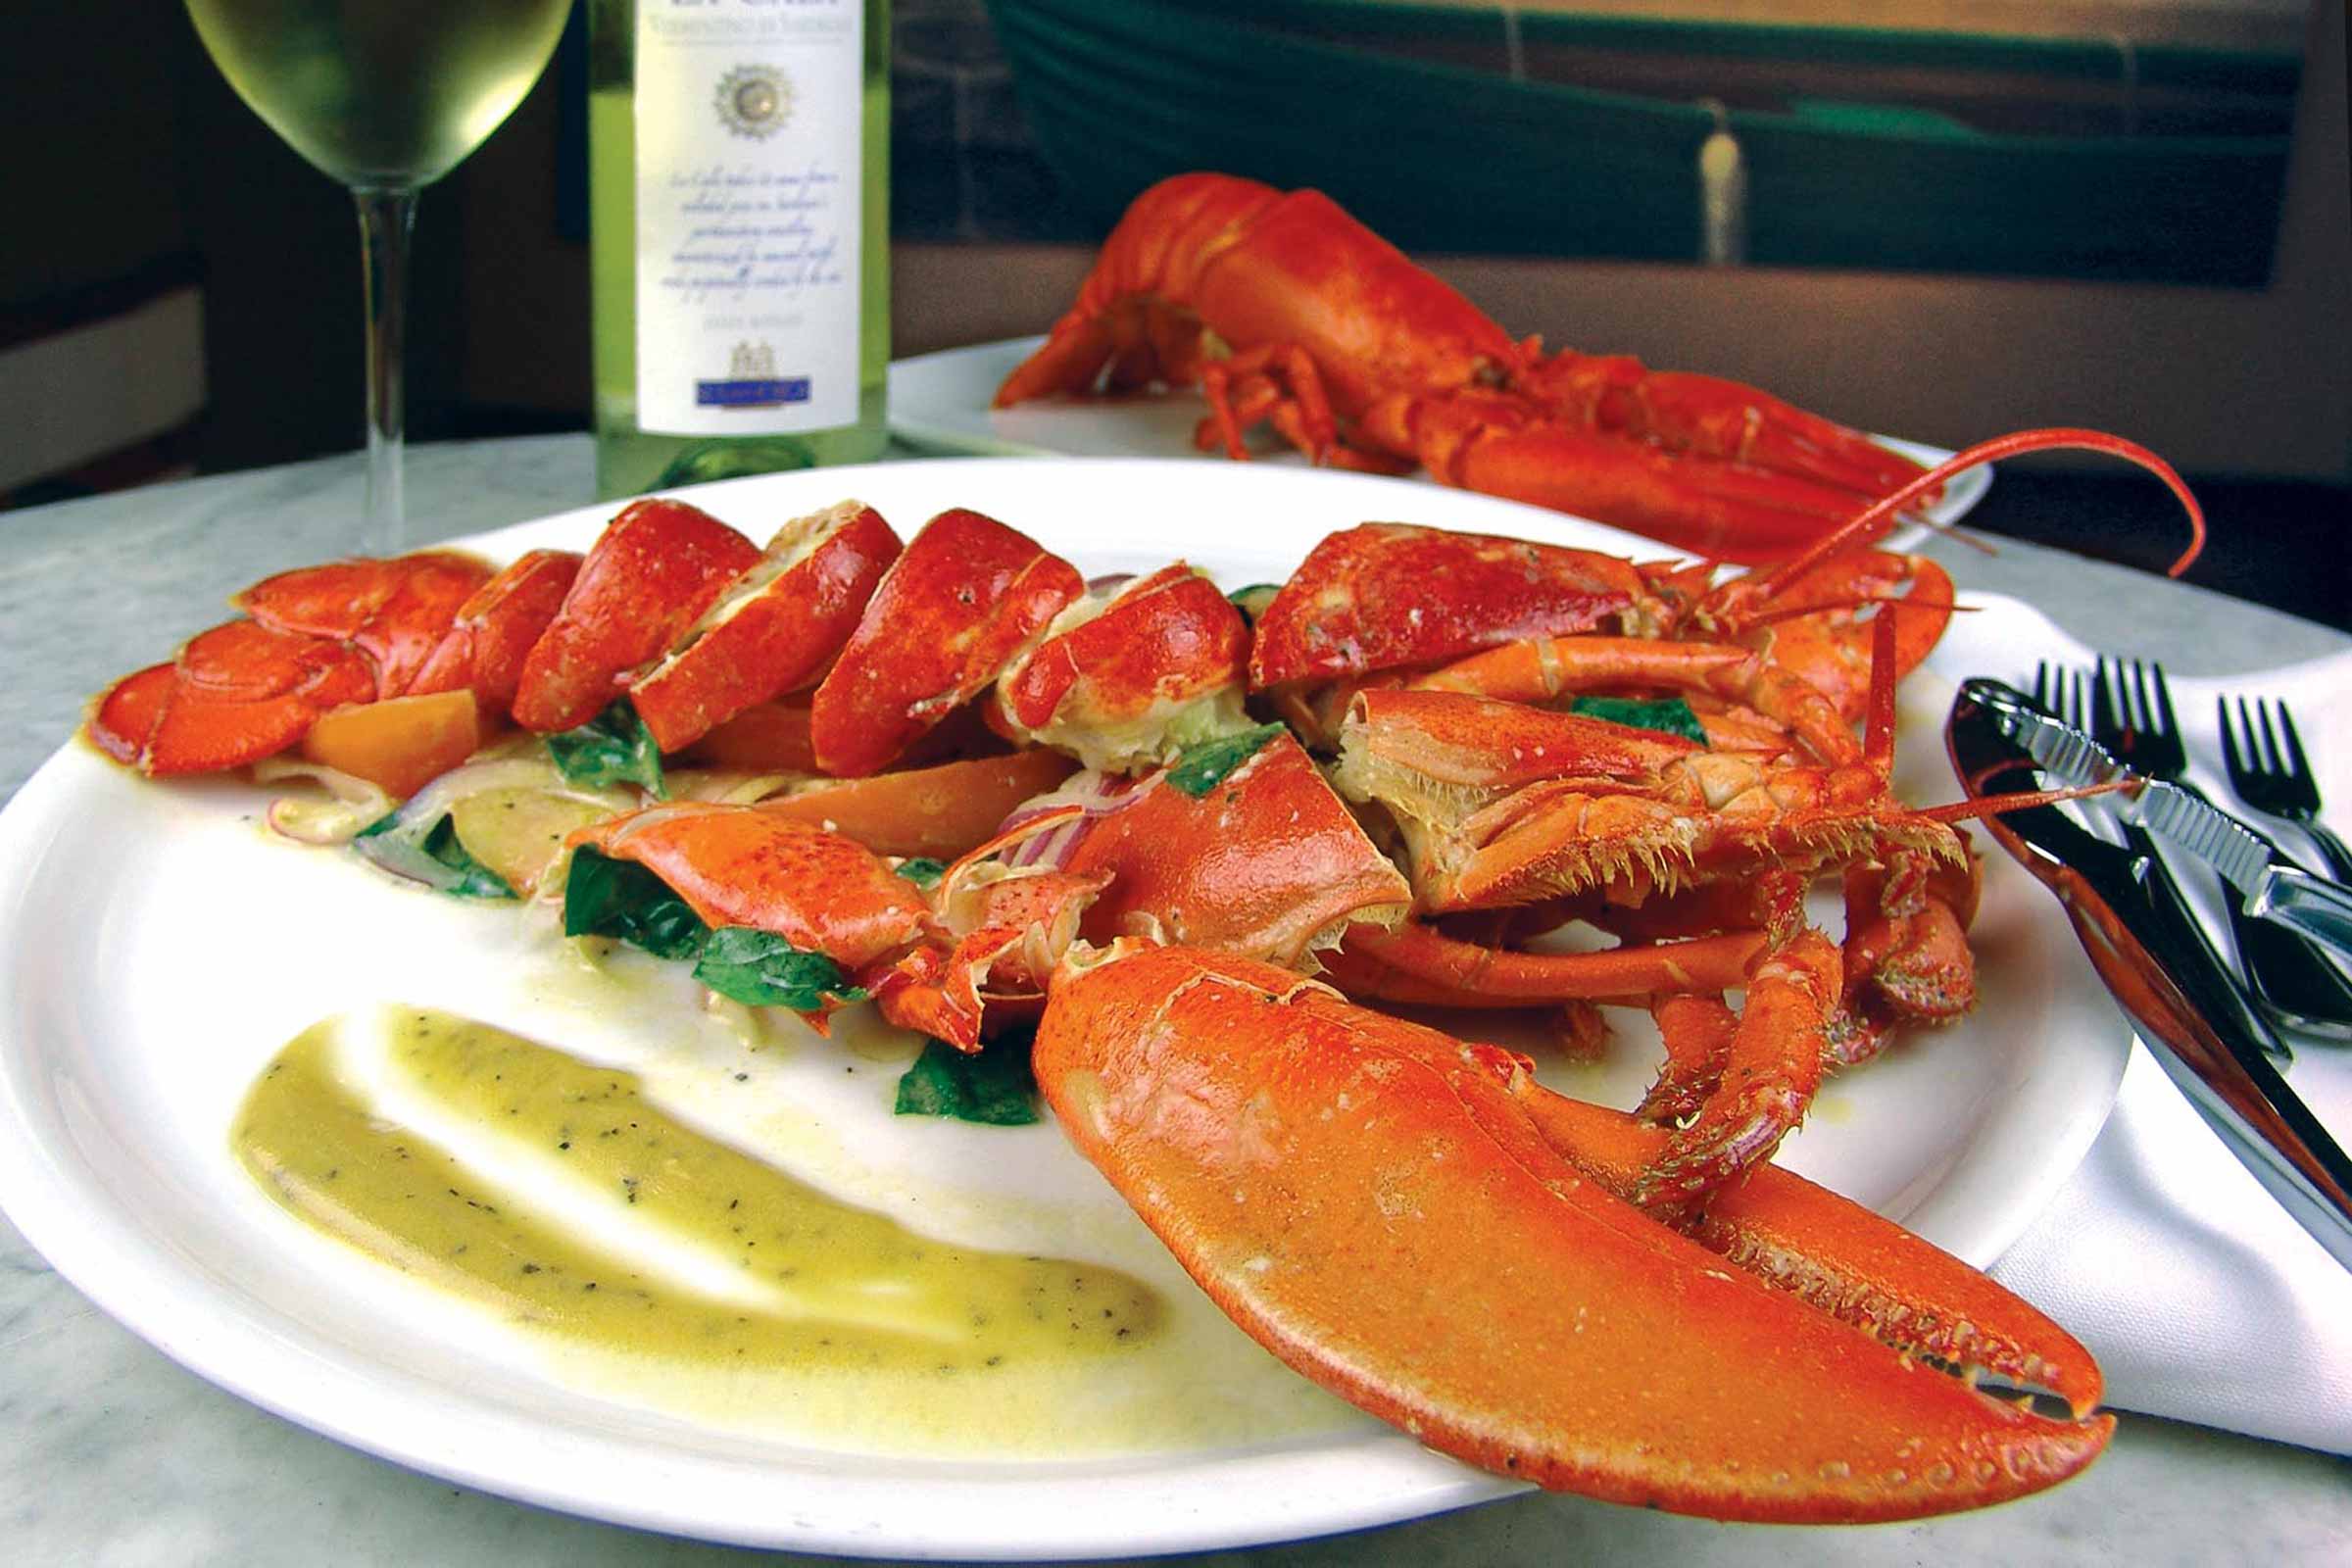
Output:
top-left (996, 176), bottom-right (1517, 419)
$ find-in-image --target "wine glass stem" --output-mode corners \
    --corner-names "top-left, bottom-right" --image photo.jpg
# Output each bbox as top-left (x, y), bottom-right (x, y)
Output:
top-left (354, 186), bottom-right (418, 557)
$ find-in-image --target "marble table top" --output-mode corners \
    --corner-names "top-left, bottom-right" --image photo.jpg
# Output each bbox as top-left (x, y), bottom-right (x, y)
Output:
top-left (2, 435), bottom-right (2347, 1565)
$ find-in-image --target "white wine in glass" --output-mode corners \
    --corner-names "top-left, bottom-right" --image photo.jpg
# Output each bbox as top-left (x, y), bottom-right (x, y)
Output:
top-left (184, 0), bottom-right (573, 553)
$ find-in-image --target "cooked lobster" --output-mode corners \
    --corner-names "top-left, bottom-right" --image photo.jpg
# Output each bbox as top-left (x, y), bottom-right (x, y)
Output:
top-left (83, 438), bottom-right (2193, 1522)
top-left (993, 172), bottom-right (1931, 561)
top-left (996, 172), bottom-right (2211, 577)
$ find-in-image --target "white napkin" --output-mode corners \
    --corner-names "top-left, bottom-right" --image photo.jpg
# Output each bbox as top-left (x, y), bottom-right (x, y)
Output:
top-left (1928, 606), bottom-right (2352, 1454)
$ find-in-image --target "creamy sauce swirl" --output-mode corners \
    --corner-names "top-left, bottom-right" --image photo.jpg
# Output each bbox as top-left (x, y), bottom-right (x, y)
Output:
top-left (232, 1007), bottom-right (1354, 1455)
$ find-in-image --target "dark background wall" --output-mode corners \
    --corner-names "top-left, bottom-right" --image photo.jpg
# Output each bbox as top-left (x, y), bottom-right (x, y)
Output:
top-left (4, 2), bottom-right (2345, 629)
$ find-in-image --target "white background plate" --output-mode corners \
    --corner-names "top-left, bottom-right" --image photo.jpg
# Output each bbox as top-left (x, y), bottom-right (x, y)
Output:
top-left (0, 459), bottom-right (2123, 1559)
top-left (889, 338), bottom-right (1993, 552)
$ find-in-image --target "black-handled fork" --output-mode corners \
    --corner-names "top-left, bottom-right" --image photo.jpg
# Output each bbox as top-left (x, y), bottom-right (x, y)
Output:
top-left (2221, 695), bottom-right (2352, 886)
top-left (2090, 659), bottom-right (2352, 1040)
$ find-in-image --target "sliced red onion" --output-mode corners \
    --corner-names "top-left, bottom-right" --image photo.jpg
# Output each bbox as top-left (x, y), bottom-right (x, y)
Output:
top-left (253, 759), bottom-right (393, 845)
top-left (994, 768), bottom-right (1142, 870)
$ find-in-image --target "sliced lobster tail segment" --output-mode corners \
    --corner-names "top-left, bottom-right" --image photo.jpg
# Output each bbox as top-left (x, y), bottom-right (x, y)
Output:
top-left (235, 550), bottom-right (497, 698)
top-left (233, 549), bottom-right (489, 641)
top-left (407, 548), bottom-right (583, 721)
top-left (85, 663), bottom-right (176, 767)
top-left (630, 501), bottom-right (903, 754)
top-left (511, 498), bottom-right (765, 734)
top-left (809, 508), bottom-right (1084, 777)
top-left (991, 564), bottom-right (1252, 773)
top-left (1033, 945), bottom-right (2111, 1523)
top-left (86, 620), bottom-right (378, 777)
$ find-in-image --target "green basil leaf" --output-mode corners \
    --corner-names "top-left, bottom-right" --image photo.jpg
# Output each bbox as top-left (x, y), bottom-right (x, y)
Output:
top-left (693, 926), bottom-right (866, 1012)
top-left (1567, 695), bottom-right (1708, 747)
top-left (1166, 722), bottom-right (1286, 799)
top-left (547, 701), bottom-right (666, 797)
top-left (562, 847), bottom-right (710, 960)
top-left (893, 1034), bottom-right (1040, 1125)
top-left (893, 857), bottom-right (948, 890)
top-left (351, 809), bottom-right (516, 900)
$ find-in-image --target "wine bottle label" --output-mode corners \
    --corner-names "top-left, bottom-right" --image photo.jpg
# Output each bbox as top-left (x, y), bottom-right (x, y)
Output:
top-left (633, 0), bottom-right (861, 435)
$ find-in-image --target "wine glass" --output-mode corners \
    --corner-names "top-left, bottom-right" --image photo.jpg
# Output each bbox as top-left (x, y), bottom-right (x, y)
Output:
top-left (183, 0), bottom-right (573, 555)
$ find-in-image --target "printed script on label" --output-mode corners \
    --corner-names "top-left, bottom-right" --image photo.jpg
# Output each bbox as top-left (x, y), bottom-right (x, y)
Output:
top-left (634, 0), bottom-right (861, 433)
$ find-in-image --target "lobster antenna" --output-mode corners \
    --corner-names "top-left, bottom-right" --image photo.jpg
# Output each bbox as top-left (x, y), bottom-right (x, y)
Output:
top-left (1754, 429), bottom-right (2209, 600)
top-left (1918, 777), bottom-right (2132, 824)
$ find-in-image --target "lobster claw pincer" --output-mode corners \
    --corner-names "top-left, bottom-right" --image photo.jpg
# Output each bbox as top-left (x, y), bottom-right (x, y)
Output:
top-left (1033, 944), bottom-right (2111, 1523)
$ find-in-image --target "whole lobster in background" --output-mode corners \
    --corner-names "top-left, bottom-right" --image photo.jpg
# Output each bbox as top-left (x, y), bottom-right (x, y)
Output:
top-left (996, 172), bottom-right (1935, 563)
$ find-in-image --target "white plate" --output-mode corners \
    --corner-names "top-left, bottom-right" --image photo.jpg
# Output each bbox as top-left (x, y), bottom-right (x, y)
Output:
top-left (889, 337), bottom-right (1992, 551)
top-left (0, 459), bottom-right (2123, 1559)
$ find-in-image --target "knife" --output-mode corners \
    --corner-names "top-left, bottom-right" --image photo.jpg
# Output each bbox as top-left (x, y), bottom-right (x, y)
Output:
top-left (1949, 678), bottom-right (2352, 1272)
top-left (1983, 689), bottom-right (2352, 960)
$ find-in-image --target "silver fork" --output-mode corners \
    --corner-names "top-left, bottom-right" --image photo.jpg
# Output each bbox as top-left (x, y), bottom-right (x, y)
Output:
top-left (2103, 660), bottom-right (2352, 1039)
top-left (2221, 695), bottom-right (2352, 885)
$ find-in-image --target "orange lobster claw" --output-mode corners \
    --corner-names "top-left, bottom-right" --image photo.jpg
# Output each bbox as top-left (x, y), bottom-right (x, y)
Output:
top-left (1034, 944), bottom-right (2111, 1523)
top-left (566, 803), bottom-right (931, 973)
top-left (1514, 1087), bottom-right (2104, 1417)
top-left (1248, 523), bottom-right (1647, 690)
top-left (1061, 731), bottom-right (1412, 965)
top-left (512, 499), bottom-right (764, 734)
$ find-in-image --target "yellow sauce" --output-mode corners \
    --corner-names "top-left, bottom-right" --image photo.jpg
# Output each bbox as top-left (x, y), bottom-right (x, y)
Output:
top-left (233, 1008), bottom-right (1357, 1455)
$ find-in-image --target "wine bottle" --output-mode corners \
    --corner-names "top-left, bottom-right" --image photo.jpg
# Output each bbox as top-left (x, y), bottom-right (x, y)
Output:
top-left (588, 0), bottom-right (890, 499)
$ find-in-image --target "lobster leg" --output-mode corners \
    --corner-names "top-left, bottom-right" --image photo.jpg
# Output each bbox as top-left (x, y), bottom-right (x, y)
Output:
top-left (1638, 993), bottom-right (1738, 1126)
top-left (1388, 398), bottom-right (1886, 565)
top-left (1634, 928), bottom-right (1838, 1219)
top-left (1529, 352), bottom-right (1928, 500)
top-left (1320, 920), bottom-right (1765, 1007)
top-left (1034, 945), bottom-right (2110, 1522)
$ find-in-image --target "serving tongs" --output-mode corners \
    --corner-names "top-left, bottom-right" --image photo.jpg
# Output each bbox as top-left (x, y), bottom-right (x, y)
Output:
top-left (1948, 677), bottom-right (2352, 1272)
